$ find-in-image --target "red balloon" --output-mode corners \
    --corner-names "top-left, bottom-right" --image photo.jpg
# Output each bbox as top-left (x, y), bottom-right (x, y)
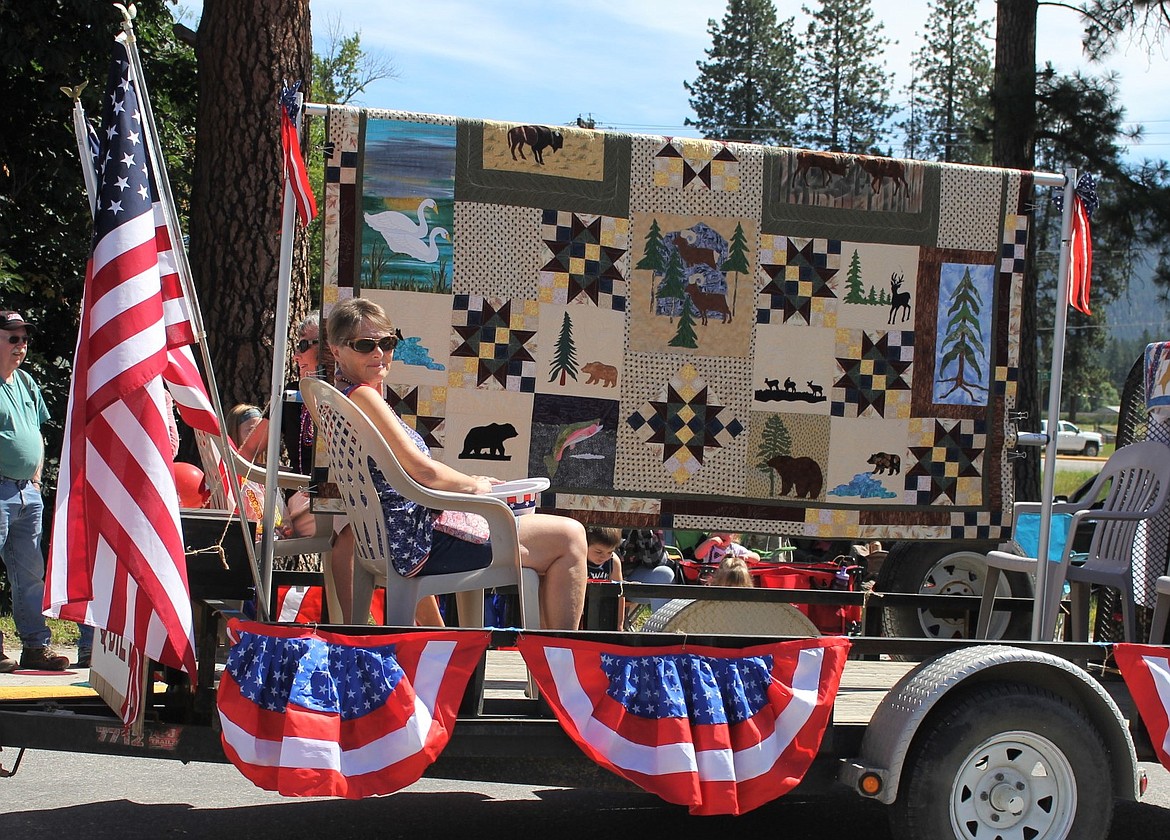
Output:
top-left (174, 461), bottom-right (209, 509)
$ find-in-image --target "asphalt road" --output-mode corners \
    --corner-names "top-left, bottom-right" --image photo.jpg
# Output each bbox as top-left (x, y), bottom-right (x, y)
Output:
top-left (1, 750), bottom-right (1168, 839)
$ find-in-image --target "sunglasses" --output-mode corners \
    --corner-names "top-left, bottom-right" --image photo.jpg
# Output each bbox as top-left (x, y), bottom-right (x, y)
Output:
top-left (295, 338), bottom-right (318, 354)
top-left (346, 336), bottom-right (397, 354)
top-left (5, 335), bottom-right (28, 345)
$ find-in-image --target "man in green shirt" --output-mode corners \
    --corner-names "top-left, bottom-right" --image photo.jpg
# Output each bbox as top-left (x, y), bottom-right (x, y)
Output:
top-left (0, 311), bottom-right (67, 672)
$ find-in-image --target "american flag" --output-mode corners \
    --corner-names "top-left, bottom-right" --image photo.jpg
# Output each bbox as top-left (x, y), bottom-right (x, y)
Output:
top-left (1114, 643), bottom-right (1170, 771)
top-left (217, 620), bottom-right (490, 797)
top-left (280, 81), bottom-right (316, 226)
top-left (516, 635), bottom-right (850, 815)
top-left (47, 37), bottom-right (203, 708)
top-left (1053, 172), bottom-right (1098, 315)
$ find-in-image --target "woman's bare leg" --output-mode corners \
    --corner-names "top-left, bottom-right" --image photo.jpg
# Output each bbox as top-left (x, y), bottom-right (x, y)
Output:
top-left (330, 526), bottom-right (355, 622)
top-left (517, 514), bottom-right (587, 629)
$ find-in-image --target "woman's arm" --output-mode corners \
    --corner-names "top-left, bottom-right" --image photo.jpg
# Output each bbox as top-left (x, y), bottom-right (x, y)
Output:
top-left (348, 386), bottom-right (492, 494)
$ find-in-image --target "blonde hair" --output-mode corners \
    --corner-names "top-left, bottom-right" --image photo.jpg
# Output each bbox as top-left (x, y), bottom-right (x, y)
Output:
top-left (710, 556), bottom-right (753, 588)
top-left (326, 297), bottom-right (395, 347)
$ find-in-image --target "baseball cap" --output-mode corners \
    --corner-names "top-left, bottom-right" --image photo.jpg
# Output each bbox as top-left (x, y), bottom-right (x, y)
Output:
top-left (0, 311), bottom-right (35, 333)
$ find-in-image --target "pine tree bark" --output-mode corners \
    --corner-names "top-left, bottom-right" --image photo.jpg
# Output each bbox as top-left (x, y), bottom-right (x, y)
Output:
top-left (992, 0), bottom-right (1041, 502)
top-left (189, 0), bottom-right (312, 410)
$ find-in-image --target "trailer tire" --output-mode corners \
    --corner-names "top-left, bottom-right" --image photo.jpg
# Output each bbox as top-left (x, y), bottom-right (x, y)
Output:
top-left (877, 541), bottom-right (1031, 653)
top-left (892, 683), bottom-right (1112, 840)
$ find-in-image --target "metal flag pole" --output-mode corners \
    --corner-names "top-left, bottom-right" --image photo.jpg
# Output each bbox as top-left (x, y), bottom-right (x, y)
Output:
top-left (114, 4), bottom-right (264, 611)
top-left (1031, 168), bottom-right (1078, 641)
top-left (259, 89), bottom-right (305, 612)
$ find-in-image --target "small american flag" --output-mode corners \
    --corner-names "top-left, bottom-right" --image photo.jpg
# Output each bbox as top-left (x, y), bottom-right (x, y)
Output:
top-left (47, 37), bottom-right (199, 713)
top-left (280, 81), bottom-right (316, 226)
top-left (517, 635), bottom-right (850, 815)
top-left (217, 621), bottom-right (490, 797)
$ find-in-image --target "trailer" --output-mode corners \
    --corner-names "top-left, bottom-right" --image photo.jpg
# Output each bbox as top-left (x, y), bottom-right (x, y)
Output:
top-left (8, 20), bottom-right (1170, 836)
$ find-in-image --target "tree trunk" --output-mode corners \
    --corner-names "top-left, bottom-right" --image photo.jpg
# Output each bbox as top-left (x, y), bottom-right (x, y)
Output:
top-left (992, 0), bottom-right (1041, 503)
top-left (190, 0), bottom-right (312, 411)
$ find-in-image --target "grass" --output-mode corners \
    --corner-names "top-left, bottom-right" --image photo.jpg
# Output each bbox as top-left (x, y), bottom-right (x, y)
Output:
top-left (0, 614), bottom-right (81, 650)
top-left (1051, 468), bottom-right (1099, 500)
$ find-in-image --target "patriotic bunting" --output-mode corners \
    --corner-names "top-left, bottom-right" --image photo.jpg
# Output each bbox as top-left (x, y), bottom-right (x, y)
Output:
top-left (1114, 643), bottom-right (1170, 771)
top-left (217, 620), bottom-right (490, 798)
top-left (516, 635), bottom-right (850, 815)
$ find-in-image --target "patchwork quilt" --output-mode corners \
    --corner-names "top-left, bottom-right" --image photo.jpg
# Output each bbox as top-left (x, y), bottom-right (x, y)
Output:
top-left (319, 107), bottom-right (1032, 542)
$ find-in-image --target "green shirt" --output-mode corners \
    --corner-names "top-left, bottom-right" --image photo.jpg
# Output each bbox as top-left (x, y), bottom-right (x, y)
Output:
top-left (0, 369), bottom-right (47, 480)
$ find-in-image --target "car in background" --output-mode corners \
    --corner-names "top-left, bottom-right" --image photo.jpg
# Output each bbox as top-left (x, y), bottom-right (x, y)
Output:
top-left (1040, 419), bottom-right (1104, 456)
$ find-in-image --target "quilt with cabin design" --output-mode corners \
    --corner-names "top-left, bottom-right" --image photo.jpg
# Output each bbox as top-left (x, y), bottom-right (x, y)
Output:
top-left (318, 106), bottom-right (1032, 542)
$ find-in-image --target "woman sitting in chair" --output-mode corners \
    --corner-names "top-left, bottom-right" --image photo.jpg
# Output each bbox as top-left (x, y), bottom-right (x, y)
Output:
top-left (327, 298), bottom-right (588, 630)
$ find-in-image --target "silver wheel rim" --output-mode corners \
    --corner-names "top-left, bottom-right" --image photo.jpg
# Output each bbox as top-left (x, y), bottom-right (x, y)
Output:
top-left (950, 730), bottom-right (1077, 840)
top-left (915, 550), bottom-right (1012, 640)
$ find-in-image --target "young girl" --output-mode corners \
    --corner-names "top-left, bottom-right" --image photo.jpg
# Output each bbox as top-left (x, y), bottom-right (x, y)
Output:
top-left (694, 531), bottom-right (760, 564)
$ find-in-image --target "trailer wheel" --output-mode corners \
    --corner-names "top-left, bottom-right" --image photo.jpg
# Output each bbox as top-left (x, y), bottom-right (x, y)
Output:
top-left (892, 684), bottom-right (1112, 840)
top-left (877, 541), bottom-right (1030, 649)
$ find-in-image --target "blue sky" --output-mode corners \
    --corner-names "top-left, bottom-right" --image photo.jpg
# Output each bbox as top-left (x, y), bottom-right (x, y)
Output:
top-left (180, 0), bottom-right (1170, 161)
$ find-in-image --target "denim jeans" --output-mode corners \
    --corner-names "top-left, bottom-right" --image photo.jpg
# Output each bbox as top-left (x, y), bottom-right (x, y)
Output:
top-left (0, 479), bottom-right (50, 648)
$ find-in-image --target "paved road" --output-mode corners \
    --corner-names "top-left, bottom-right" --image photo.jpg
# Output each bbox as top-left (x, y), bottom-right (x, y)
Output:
top-left (1, 750), bottom-right (1167, 838)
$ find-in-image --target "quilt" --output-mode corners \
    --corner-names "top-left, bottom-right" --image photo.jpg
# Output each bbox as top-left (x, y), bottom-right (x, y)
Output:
top-left (319, 107), bottom-right (1032, 542)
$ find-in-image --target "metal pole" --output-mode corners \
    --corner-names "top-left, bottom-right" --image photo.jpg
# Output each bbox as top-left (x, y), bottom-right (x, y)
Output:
top-left (260, 91), bottom-right (304, 610)
top-left (1031, 168), bottom-right (1078, 641)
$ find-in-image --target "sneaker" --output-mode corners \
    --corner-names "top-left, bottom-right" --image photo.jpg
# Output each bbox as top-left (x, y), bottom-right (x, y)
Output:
top-left (19, 646), bottom-right (69, 671)
top-left (75, 649), bottom-right (92, 669)
top-left (0, 655), bottom-right (17, 674)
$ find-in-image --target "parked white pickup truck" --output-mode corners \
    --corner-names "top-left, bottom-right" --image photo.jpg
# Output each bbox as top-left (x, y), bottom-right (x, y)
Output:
top-left (1041, 419), bottom-right (1104, 456)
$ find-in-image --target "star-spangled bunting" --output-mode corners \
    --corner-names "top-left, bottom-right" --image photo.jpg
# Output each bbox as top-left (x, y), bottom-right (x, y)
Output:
top-left (217, 621), bottom-right (490, 798)
top-left (281, 80), bottom-right (317, 226)
top-left (1051, 172), bottom-right (1097, 315)
top-left (1114, 644), bottom-right (1170, 772)
top-left (516, 635), bottom-right (850, 815)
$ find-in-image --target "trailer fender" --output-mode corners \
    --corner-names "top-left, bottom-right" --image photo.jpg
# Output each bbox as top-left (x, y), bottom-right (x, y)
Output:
top-left (837, 644), bottom-right (1139, 805)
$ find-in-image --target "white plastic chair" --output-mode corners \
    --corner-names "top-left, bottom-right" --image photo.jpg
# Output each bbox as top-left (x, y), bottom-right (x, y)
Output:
top-left (193, 428), bottom-right (338, 619)
top-left (977, 441), bottom-right (1170, 642)
top-left (300, 377), bottom-right (539, 628)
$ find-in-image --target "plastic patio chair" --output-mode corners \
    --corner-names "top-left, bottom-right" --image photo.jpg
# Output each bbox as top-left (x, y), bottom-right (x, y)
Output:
top-left (193, 427), bottom-right (338, 619)
top-left (1151, 576), bottom-right (1170, 645)
top-left (977, 440), bottom-right (1170, 642)
top-left (301, 377), bottom-right (539, 628)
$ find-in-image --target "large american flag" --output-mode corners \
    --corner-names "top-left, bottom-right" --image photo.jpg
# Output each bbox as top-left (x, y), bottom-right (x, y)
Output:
top-left (47, 37), bottom-right (210, 707)
top-left (516, 635), bottom-right (850, 815)
top-left (217, 621), bottom-right (490, 797)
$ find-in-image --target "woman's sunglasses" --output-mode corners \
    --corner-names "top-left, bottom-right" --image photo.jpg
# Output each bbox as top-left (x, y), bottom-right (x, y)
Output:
top-left (5, 335), bottom-right (28, 345)
top-left (346, 336), bottom-right (398, 354)
top-left (295, 338), bottom-right (318, 354)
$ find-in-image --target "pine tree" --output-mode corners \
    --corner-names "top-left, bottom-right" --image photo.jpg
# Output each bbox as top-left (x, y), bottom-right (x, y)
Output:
top-left (548, 311), bottom-right (579, 385)
top-left (900, 0), bottom-right (993, 163)
top-left (638, 218), bottom-right (666, 313)
top-left (867, 286), bottom-right (878, 305)
top-left (801, 0), bottom-right (894, 153)
top-left (670, 295), bottom-right (700, 349)
top-left (721, 222), bottom-right (750, 316)
top-left (844, 249), bottom-right (865, 303)
top-left (937, 267), bottom-right (987, 400)
top-left (756, 415), bottom-right (793, 497)
top-left (658, 249), bottom-right (687, 322)
top-left (684, 0), bottom-right (804, 145)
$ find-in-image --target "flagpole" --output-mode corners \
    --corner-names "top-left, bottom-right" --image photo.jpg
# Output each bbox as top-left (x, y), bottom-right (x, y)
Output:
top-left (116, 8), bottom-right (263, 605)
top-left (1031, 167), bottom-right (1077, 641)
top-left (66, 86), bottom-right (98, 214)
top-left (258, 92), bottom-right (304, 615)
